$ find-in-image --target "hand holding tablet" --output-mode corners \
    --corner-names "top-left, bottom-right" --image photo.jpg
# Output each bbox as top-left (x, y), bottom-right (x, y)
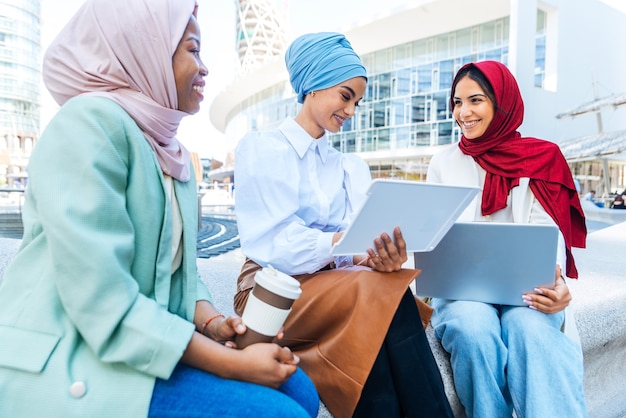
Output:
top-left (331, 179), bottom-right (479, 255)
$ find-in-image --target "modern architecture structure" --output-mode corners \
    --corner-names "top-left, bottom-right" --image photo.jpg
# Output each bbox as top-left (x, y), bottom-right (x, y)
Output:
top-left (0, 0), bottom-right (40, 187)
top-left (210, 0), bottom-right (626, 194)
top-left (235, 0), bottom-right (287, 76)
top-left (557, 93), bottom-right (626, 197)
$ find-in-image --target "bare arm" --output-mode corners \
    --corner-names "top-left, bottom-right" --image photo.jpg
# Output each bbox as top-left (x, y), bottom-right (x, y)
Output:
top-left (180, 301), bottom-right (298, 388)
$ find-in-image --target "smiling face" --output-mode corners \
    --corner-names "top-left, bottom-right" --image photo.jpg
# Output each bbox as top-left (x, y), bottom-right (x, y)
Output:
top-left (296, 76), bottom-right (367, 138)
top-left (173, 16), bottom-right (208, 115)
top-left (452, 75), bottom-right (495, 140)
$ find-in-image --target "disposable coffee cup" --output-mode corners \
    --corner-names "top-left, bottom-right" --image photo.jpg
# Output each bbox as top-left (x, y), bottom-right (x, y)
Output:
top-left (236, 265), bottom-right (301, 349)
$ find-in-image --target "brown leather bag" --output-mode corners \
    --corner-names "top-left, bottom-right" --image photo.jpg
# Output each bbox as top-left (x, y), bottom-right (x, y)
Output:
top-left (234, 258), bottom-right (433, 329)
top-left (415, 294), bottom-right (434, 329)
top-left (234, 259), bottom-right (435, 418)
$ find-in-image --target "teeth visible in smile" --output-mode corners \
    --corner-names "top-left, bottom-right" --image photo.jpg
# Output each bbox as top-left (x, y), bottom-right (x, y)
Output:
top-left (463, 120), bottom-right (479, 127)
top-left (193, 85), bottom-right (204, 93)
top-left (335, 115), bottom-right (346, 122)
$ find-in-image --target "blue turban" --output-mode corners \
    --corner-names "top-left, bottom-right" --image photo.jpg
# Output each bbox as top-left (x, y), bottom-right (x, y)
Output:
top-left (285, 32), bottom-right (367, 104)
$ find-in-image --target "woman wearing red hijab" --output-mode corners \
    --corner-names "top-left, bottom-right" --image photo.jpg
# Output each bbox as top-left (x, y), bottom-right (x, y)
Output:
top-left (426, 61), bottom-right (588, 417)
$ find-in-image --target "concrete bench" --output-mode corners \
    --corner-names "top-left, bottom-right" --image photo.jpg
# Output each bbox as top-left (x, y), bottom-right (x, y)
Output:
top-left (580, 199), bottom-right (626, 225)
top-left (567, 223), bottom-right (626, 417)
top-left (2, 221), bottom-right (625, 417)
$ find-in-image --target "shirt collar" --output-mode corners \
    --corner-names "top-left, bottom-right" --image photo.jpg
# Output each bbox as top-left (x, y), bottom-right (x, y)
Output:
top-left (279, 118), bottom-right (329, 163)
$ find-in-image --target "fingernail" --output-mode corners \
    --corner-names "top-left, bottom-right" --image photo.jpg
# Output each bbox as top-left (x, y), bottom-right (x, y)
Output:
top-left (528, 305), bottom-right (537, 310)
top-left (236, 324), bottom-right (245, 332)
top-left (534, 288), bottom-right (544, 294)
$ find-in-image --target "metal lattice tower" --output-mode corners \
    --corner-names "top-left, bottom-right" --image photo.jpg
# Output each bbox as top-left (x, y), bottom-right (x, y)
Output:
top-left (235, 0), bottom-right (287, 75)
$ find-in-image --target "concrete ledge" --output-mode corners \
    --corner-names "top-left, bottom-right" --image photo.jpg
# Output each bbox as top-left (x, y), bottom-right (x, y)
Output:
top-left (569, 222), bottom-right (626, 417)
top-left (1, 223), bottom-right (625, 417)
top-left (580, 199), bottom-right (626, 225)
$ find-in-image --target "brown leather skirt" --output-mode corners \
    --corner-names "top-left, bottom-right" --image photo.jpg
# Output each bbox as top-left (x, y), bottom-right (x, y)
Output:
top-left (234, 258), bottom-right (433, 418)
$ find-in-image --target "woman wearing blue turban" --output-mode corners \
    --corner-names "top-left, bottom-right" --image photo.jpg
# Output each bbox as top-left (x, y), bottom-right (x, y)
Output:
top-left (286, 32), bottom-right (368, 104)
top-left (234, 32), bottom-right (453, 418)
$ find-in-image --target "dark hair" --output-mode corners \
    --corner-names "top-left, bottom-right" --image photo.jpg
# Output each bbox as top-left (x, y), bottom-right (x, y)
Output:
top-left (451, 65), bottom-right (497, 107)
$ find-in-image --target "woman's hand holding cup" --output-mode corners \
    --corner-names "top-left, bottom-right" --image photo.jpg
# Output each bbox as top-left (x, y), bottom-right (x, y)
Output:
top-left (206, 315), bottom-right (246, 347)
top-left (237, 343), bottom-right (299, 388)
top-left (235, 265), bottom-right (302, 348)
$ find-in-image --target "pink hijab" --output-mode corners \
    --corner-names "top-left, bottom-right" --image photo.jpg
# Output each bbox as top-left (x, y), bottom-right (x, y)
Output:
top-left (43, 0), bottom-right (198, 182)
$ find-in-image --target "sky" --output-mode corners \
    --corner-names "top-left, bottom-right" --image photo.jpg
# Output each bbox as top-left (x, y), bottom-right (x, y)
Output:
top-left (39, 0), bottom-right (626, 161)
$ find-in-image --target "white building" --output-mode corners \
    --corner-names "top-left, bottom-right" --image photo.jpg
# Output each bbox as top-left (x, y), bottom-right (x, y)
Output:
top-left (210, 0), bottom-right (626, 190)
top-left (0, 0), bottom-right (41, 187)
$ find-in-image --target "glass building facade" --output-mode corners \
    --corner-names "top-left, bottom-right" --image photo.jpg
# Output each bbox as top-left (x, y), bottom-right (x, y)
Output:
top-left (225, 11), bottom-right (548, 179)
top-left (0, 0), bottom-right (40, 186)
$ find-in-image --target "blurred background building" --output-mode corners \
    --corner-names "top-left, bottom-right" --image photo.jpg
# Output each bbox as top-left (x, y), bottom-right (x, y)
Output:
top-left (1, 0), bottom-right (623, 198)
top-left (210, 0), bottom-right (626, 196)
top-left (0, 0), bottom-right (40, 188)
top-left (235, 0), bottom-right (287, 76)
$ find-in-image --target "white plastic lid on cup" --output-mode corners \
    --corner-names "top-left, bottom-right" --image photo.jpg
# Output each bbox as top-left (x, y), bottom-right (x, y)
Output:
top-left (255, 265), bottom-right (302, 301)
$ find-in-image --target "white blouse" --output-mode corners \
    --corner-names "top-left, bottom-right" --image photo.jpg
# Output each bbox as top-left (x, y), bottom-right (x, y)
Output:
top-left (234, 118), bottom-right (371, 275)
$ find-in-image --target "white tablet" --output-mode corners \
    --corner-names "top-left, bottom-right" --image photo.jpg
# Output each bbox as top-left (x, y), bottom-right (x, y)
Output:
top-left (331, 179), bottom-right (479, 255)
top-left (413, 222), bottom-right (558, 306)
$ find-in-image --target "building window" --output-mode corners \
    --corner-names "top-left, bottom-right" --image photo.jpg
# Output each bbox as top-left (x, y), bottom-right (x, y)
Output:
top-left (534, 7), bottom-right (557, 92)
top-left (234, 16), bottom-right (515, 158)
top-left (535, 9), bottom-right (547, 88)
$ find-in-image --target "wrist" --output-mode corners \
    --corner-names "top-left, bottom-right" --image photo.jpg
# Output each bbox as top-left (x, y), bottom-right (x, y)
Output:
top-left (200, 313), bottom-right (225, 339)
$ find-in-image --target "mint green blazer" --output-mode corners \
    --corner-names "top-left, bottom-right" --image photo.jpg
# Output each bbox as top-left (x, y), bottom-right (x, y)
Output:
top-left (0, 96), bottom-right (212, 417)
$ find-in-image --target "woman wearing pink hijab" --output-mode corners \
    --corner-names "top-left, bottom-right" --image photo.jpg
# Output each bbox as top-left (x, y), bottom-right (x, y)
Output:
top-left (0, 0), bottom-right (318, 416)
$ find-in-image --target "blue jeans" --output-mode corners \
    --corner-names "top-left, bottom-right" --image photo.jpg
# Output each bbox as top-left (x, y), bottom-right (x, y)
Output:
top-left (148, 364), bottom-right (319, 417)
top-left (431, 299), bottom-right (587, 418)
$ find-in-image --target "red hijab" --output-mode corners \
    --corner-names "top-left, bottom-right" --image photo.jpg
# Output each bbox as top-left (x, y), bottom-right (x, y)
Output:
top-left (452, 61), bottom-right (586, 278)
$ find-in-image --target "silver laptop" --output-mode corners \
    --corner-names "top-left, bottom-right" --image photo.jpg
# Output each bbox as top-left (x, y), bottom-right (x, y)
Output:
top-left (413, 222), bottom-right (558, 306)
top-left (331, 179), bottom-right (479, 255)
